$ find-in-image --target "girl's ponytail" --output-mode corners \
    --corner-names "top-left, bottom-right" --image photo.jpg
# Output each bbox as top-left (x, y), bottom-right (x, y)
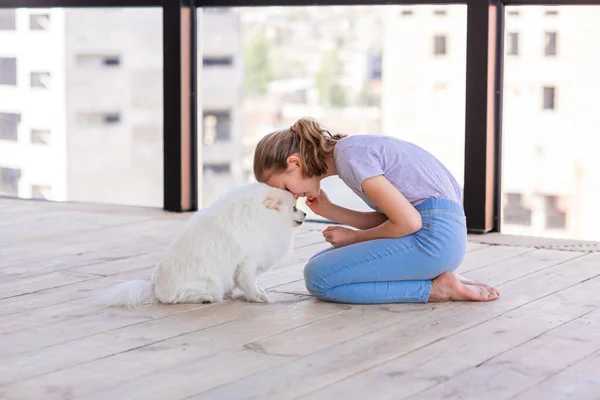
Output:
top-left (254, 117), bottom-right (346, 182)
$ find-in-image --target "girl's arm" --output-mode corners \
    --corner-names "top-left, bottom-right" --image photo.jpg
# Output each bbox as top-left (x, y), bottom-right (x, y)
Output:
top-left (354, 175), bottom-right (422, 242)
top-left (306, 191), bottom-right (388, 230)
top-left (321, 204), bottom-right (388, 231)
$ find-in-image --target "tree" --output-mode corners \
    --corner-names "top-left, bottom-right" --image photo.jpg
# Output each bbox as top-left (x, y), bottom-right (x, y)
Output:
top-left (315, 50), bottom-right (347, 108)
top-left (244, 35), bottom-right (273, 94)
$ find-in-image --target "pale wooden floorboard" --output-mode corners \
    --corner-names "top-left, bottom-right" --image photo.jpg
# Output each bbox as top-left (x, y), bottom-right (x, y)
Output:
top-left (408, 307), bottom-right (600, 400)
top-left (159, 253), bottom-right (598, 400)
top-left (301, 262), bottom-right (600, 400)
top-left (0, 199), bottom-right (598, 400)
top-left (73, 251), bottom-right (594, 400)
top-left (0, 296), bottom-right (346, 399)
top-left (512, 348), bottom-right (600, 400)
top-left (0, 242), bottom-right (329, 359)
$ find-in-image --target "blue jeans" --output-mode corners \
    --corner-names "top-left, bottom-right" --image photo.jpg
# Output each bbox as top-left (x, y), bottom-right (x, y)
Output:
top-left (304, 198), bottom-right (467, 304)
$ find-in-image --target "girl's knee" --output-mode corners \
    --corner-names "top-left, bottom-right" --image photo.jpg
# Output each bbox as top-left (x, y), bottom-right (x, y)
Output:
top-left (303, 258), bottom-right (329, 298)
top-left (308, 246), bottom-right (334, 262)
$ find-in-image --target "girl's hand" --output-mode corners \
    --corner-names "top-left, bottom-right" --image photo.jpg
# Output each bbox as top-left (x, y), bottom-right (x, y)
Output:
top-left (323, 226), bottom-right (358, 248)
top-left (305, 190), bottom-right (332, 217)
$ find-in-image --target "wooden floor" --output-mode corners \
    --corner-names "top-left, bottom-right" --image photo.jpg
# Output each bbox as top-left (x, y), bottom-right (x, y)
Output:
top-left (1, 198), bottom-right (600, 400)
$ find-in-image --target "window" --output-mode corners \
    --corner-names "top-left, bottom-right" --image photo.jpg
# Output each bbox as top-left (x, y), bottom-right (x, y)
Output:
top-left (0, 9), bottom-right (16, 30)
top-left (77, 112), bottom-right (122, 125)
top-left (543, 86), bottom-right (556, 110)
top-left (104, 113), bottom-right (121, 124)
top-left (76, 54), bottom-right (121, 68)
top-left (30, 72), bottom-right (51, 89)
top-left (0, 113), bottom-right (20, 141)
top-left (203, 164), bottom-right (231, 174)
top-left (31, 185), bottom-right (52, 200)
top-left (0, 167), bottom-right (21, 196)
top-left (0, 57), bottom-right (17, 86)
top-left (503, 5), bottom-right (599, 242)
top-left (203, 111), bottom-right (231, 144)
top-left (433, 35), bottom-right (447, 56)
top-left (103, 56), bottom-right (121, 66)
top-left (503, 193), bottom-right (532, 226)
top-left (367, 54), bottom-right (382, 81)
top-left (31, 129), bottom-right (51, 145)
top-left (545, 32), bottom-right (557, 56)
top-left (200, 5), bottom-right (468, 219)
top-left (545, 195), bottom-right (566, 230)
top-left (29, 13), bottom-right (50, 30)
top-left (203, 57), bottom-right (234, 67)
top-left (507, 32), bottom-right (519, 56)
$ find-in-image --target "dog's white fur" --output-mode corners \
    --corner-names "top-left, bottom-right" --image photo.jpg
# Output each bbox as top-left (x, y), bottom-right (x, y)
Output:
top-left (100, 182), bottom-right (305, 307)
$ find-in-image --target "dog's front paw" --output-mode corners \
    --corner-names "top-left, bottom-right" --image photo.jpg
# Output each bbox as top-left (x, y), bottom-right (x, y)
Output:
top-left (257, 286), bottom-right (267, 296)
top-left (246, 292), bottom-right (269, 303)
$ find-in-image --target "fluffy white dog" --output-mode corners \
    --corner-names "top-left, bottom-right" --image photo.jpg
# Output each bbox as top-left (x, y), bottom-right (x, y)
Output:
top-left (101, 182), bottom-right (306, 306)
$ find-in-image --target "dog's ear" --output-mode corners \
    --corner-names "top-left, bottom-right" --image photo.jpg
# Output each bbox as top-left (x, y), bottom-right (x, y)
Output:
top-left (264, 195), bottom-right (282, 211)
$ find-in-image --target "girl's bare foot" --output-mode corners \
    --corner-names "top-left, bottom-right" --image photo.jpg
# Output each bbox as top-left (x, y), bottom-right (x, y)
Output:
top-left (429, 272), bottom-right (499, 302)
top-left (456, 274), bottom-right (501, 296)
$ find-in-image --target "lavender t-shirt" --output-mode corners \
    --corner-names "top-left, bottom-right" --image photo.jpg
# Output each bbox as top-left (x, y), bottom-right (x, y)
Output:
top-left (334, 135), bottom-right (462, 211)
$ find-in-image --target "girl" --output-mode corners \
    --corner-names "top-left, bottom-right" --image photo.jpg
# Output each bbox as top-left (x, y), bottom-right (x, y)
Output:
top-left (253, 117), bottom-right (499, 304)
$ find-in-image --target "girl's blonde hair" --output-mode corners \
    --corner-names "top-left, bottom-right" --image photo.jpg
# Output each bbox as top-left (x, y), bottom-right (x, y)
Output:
top-left (253, 117), bottom-right (346, 182)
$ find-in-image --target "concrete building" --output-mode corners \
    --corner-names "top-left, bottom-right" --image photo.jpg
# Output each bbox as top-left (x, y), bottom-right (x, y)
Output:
top-left (0, 7), bottom-right (243, 208)
top-left (64, 8), bottom-right (164, 207)
top-left (501, 6), bottom-right (600, 240)
top-left (199, 8), bottom-right (245, 207)
top-left (381, 5), bottom-right (600, 241)
top-left (0, 8), bottom-right (68, 202)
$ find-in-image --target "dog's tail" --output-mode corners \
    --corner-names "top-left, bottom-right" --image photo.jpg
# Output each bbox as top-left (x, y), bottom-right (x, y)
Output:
top-left (97, 279), bottom-right (154, 307)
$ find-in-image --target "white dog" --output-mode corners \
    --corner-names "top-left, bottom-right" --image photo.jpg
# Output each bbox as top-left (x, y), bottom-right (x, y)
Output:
top-left (101, 182), bottom-right (306, 306)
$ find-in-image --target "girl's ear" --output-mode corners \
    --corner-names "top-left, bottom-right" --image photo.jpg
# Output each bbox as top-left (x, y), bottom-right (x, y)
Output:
top-left (286, 155), bottom-right (301, 168)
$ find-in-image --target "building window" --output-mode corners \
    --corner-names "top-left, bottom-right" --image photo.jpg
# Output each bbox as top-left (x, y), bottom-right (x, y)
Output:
top-left (433, 35), bottom-right (447, 56)
top-left (545, 32), bottom-right (557, 56)
top-left (0, 113), bottom-right (20, 141)
top-left (0, 57), bottom-right (17, 86)
top-left (203, 57), bottom-right (233, 67)
top-left (367, 54), bottom-right (382, 81)
top-left (76, 54), bottom-right (121, 68)
top-left (544, 195), bottom-right (566, 230)
top-left (503, 193), bottom-right (532, 226)
top-left (203, 164), bottom-right (231, 175)
top-left (31, 184), bottom-right (52, 200)
top-left (104, 113), bottom-right (121, 124)
top-left (0, 9), bottom-right (16, 30)
top-left (102, 56), bottom-right (121, 66)
top-left (507, 32), bottom-right (519, 56)
top-left (30, 72), bottom-right (51, 89)
top-left (203, 111), bottom-right (231, 144)
top-left (30, 13), bottom-right (50, 30)
top-left (31, 129), bottom-right (51, 145)
top-left (543, 86), bottom-right (556, 110)
top-left (0, 167), bottom-right (21, 196)
top-left (77, 112), bottom-right (122, 126)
